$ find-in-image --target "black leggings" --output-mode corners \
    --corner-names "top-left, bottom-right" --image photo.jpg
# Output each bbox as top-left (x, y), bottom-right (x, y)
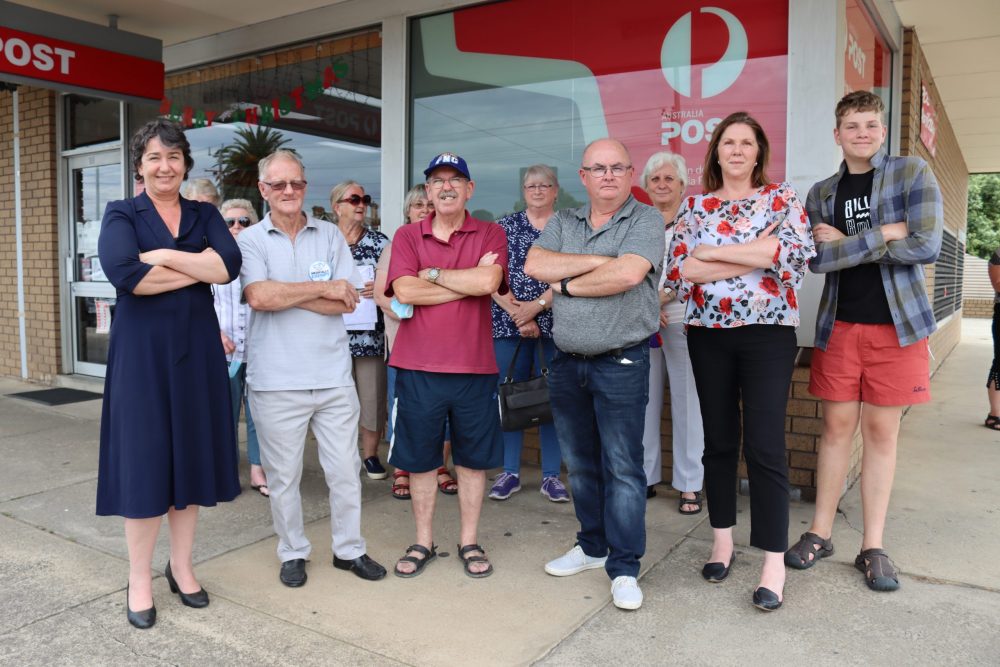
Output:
top-left (989, 303), bottom-right (1000, 390)
top-left (687, 325), bottom-right (797, 553)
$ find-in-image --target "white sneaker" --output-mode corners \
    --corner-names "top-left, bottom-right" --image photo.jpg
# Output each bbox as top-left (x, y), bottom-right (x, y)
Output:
top-left (611, 576), bottom-right (643, 610)
top-left (544, 545), bottom-right (608, 576)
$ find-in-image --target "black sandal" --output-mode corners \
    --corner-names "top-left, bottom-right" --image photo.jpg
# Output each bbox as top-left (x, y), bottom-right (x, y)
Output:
top-left (985, 415), bottom-right (1000, 431)
top-left (458, 543), bottom-right (493, 579)
top-left (393, 544), bottom-right (436, 578)
top-left (855, 548), bottom-right (900, 591)
top-left (679, 491), bottom-right (703, 515)
top-left (784, 532), bottom-right (834, 570)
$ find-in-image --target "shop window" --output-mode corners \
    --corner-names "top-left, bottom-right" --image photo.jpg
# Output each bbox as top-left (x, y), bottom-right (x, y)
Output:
top-left (933, 229), bottom-right (964, 321)
top-left (410, 0), bottom-right (789, 220)
top-left (161, 29), bottom-right (381, 223)
top-left (65, 94), bottom-right (120, 148)
top-left (844, 0), bottom-right (892, 107)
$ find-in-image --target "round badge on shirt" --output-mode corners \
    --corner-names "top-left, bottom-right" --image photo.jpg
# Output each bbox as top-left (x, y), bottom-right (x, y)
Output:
top-left (308, 260), bottom-right (332, 281)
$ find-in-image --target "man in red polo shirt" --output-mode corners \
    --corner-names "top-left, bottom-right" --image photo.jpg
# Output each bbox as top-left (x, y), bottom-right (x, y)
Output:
top-left (385, 152), bottom-right (509, 579)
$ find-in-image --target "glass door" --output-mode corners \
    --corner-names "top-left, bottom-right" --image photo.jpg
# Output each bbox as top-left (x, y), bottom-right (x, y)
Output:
top-left (67, 149), bottom-right (122, 377)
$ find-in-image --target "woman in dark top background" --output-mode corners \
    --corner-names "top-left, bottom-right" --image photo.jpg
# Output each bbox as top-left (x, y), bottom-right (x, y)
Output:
top-left (97, 119), bottom-right (242, 629)
top-left (986, 248), bottom-right (1000, 430)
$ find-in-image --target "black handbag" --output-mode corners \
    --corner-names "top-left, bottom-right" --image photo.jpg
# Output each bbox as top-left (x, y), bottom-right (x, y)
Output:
top-left (498, 337), bottom-right (553, 431)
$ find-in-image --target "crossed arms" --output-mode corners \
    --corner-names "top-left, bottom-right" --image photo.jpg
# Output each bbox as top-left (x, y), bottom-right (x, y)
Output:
top-left (523, 248), bottom-right (651, 296)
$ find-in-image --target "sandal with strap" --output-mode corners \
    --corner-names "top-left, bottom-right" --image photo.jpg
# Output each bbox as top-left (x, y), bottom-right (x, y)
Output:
top-left (394, 543), bottom-right (437, 578)
top-left (458, 543), bottom-right (493, 579)
top-left (985, 415), bottom-right (1000, 431)
top-left (784, 531), bottom-right (834, 570)
top-left (391, 470), bottom-right (411, 500)
top-left (437, 467), bottom-right (458, 495)
top-left (679, 491), bottom-right (703, 515)
top-left (855, 548), bottom-right (900, 591)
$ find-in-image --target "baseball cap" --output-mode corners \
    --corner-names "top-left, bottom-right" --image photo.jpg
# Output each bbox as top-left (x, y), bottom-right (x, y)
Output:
top-left (423, 152), bottom-right (472, 180)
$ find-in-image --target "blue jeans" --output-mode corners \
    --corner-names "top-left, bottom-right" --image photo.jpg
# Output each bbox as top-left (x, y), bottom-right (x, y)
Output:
top-left (548, 343), bottom-right (649, 579)
top-left (229, 363), bottom-right (260, 466)
top-left (494, 337), bottom-right (562, 478)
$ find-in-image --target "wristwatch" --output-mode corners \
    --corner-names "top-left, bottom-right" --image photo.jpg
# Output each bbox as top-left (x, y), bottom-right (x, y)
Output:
top-left (560, 277), bottom-right (574, 297)
top-left (427, 267), bottom-right (442, 283)
top-left (537, 297), bottom-right (547, 309)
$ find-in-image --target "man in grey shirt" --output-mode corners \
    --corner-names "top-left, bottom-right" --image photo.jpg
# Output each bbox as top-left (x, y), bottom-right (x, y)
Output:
top-left (525, 138), bottom-right (663, 610)
top-left (239, 149), bottom-right (386, 588)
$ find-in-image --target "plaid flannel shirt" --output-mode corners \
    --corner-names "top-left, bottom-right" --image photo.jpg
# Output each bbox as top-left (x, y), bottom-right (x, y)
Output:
top-left (807, 149), bottom-right (943, 349)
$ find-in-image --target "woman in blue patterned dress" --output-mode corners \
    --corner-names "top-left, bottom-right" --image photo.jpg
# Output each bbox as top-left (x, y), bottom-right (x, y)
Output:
top-left (489, 165), bottom-right (569, 503)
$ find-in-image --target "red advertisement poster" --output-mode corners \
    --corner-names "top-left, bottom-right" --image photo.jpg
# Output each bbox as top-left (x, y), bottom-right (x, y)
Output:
top-left (844, 0), bottom-right (889, 95)
top-left (920, 82), bottom-right (937, 157)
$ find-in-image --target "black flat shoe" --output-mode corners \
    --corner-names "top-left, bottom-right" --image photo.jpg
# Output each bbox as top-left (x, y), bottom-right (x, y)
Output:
top-left (280, 558), bottom-right (308, 587)
top-left (333, 553), bottom-right (387, 581)
top-left (126, 585), bottom-right (156, 629)
top-left (701, 552), bottom-right (735, 583)
top-left (646, 485), bottom-right (657, 499)
top-left (165, 561), bottom-right (209, 608)
top-left (752, 586), bottom-right (783, 611)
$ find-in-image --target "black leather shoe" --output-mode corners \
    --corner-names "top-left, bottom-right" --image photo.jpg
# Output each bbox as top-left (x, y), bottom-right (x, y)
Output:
top-left (280, 558), bottom-right (308, 587)
top-left (333, 553), bottom-right (387, 581)
top-left (752, 586), bottom-right (783, 611)
top-left (126, 585), bottom-right (156, 630)
top-left (701, 552), bottom-right (736, 583)
top-left (165, 561), bottom-right (209, 608)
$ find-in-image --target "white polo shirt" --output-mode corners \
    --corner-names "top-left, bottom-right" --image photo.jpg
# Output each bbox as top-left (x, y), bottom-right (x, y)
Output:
top-left (238, 213), bottom-right (360, 391)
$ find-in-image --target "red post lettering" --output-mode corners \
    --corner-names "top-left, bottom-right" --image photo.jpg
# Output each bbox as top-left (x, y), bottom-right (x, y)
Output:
top-left (323, 65), bottom-right (337, 88)
top-left (271, 99), bottom-right (281, 119)
top-left (245, 107), bottom-right (258, 125)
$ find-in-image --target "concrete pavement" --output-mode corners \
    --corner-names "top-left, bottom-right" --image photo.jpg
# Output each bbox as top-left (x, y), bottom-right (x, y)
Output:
top-left (1, 318), bottom-right (998, 665)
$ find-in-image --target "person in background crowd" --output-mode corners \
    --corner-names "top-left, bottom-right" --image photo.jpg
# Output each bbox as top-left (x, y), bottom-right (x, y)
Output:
top-left (214, 198), bottom-right (268, 496)
top-left (666, 112), bottom-right (815, 612)
top-left (639, 151), bottom-right (705, 512)
top-left (182, 178), bottom-right (221, 207)
top-left (988, 247), bottom-right (1000, 430)
top-left (97, 119), bottom-right (242, 629)
top-left (330, 181), bottom-right (391, 481)
top-left (240, 150), bottom-right (386, 588)
top-left (788, 91), bottom-right (942, 594)
top-left (526, 138), bottom-right (663, 611)
top-left (489, 165), bottom-right (569, 503)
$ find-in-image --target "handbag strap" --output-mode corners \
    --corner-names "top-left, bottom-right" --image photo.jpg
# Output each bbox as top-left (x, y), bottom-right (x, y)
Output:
top-left (534, 337), bottom-right (549, 376)
top-left (503, 337), bottom-right (550, 381)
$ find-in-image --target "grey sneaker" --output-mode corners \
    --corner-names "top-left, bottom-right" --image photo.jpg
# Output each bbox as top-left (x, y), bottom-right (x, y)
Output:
top-left (489, 472), bottom-right (521, 500)
top-left (540, 476), bottom-right (570, 503)
top-left (611, 576), bottom-right (643, 610)
top-left (544, 545), bottom-right (607, 576)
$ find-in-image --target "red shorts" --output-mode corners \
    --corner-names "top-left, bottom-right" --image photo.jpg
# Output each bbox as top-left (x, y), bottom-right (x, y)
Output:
top-left (810, 321), bottom-right (931, 406)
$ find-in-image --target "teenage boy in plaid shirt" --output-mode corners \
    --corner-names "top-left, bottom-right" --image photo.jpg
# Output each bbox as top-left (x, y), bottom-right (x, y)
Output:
top-left (786, 91), bottom-right (942, 592)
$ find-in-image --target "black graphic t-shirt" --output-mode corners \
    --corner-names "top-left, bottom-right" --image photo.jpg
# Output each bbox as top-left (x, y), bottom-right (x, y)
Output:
top-left (833, 169), bottom-right (893, 323)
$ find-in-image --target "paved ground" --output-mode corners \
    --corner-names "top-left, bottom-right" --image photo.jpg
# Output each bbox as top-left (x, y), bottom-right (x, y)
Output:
top-left (0, 318), bottom-right (997, 666)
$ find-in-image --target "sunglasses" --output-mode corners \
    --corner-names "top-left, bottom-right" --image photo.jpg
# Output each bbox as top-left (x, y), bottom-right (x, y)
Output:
top-left (261, 180), bottom-right (307, 191)
top-left (225, 216), bottom-right (253, 228)
top-left (337, 194), bottom-right (372, 206)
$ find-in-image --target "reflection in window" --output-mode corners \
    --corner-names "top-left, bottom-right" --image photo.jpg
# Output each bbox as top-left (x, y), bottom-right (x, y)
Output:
top-left (65, 94), bottom-right (120, 149)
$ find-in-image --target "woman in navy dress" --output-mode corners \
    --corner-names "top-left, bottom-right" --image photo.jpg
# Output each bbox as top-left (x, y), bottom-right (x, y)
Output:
top-left (97, 119), bottom-right (242, 629)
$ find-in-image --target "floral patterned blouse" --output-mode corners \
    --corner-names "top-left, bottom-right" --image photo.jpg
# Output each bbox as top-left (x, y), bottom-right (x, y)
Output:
top-left (347, 227), bottom-right (390, 357)
top-left (491, 210), bottom-right (553, 339)
top-left (665, 183), bottom-right (815, 328)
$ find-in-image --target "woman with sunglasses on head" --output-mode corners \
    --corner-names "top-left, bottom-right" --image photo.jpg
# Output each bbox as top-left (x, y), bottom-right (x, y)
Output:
top-left (330, 181), bottom-right (391, 481)
top-left (213, 199), bottom-right (268, 497)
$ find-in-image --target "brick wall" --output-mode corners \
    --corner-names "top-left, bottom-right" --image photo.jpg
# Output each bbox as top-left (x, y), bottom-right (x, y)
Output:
top-left (0, 87), bottom-right (61, 382)
top-left (963, 298), bottom-right (993, 319)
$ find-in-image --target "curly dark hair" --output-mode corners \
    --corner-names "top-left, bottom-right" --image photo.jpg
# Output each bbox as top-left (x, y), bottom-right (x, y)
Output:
top-left (130, 118), bottom-right (194, 182)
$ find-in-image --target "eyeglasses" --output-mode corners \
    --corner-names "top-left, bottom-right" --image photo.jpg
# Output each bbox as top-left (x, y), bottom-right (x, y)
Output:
top-left (261, 180), bottom-right (307, 191)
top-left (427, 176), bottom-right (468, 188)
top-left (337, 194), bottom-right (373, 206)
top-left (580, 164), bottom-right (631, 177)
top-left (524, 184), bottom-right (554, 191)
top-left (225, 216), bottom-right (253, 228)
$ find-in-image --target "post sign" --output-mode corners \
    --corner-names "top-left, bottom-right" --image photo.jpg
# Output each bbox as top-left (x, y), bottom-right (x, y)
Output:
top-left (920, 82), bottom-right (937, 157)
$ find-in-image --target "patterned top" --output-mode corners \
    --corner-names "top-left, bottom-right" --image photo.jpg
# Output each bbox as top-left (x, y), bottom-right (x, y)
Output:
top-left (806, 149), bottom-right (943, 349)
top-left (666, 183), bottom-right (815, 328)
top-left (491, 210), bottom-right (553, 339)
top-left (212, 279), bottom-right (249, 363)
top-left (347, 227), bottom-right (390, 357)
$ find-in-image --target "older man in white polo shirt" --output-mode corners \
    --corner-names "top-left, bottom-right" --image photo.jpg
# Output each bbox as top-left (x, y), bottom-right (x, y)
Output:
top-left (239, 149), bottom-right (386, 587)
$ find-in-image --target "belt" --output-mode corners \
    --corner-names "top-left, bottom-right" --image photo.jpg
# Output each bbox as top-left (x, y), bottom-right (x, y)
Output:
top-left (562, 341), bottom-right (644, 360)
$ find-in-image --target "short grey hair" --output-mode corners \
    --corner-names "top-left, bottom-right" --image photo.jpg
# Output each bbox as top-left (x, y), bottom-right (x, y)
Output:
top-left (522, 164), bottom-right (559, 189)
top-left (641, 151), bottom-right (688, 190)
top-left (258, 149), bottom-right (305, 182)
top-left (404, 184), bottom-right (429, 217)
top-left (219, 198), bottom-right (259, 225)
top-left (182, 178), bottom-right (220, 205)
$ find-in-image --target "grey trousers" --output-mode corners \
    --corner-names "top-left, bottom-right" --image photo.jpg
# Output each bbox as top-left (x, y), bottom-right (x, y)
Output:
top-left (249, 387), bottom-right (366, 563)
top-left (641, 323), bottom-right (705, 492)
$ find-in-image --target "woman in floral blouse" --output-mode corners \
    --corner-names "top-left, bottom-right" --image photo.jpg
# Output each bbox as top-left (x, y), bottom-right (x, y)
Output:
top-left (665, 112), bottom-right (815, 611)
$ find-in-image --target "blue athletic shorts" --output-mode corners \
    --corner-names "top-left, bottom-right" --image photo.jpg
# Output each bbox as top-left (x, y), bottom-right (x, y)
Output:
top-left (388, 369), bottom-right (502, 472)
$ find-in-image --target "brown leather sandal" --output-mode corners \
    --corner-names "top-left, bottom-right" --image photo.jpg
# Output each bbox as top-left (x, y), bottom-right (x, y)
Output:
top-left (855, 548), bottom-right (900, 591)
top-left (784, 532), bottom-right (834, 569)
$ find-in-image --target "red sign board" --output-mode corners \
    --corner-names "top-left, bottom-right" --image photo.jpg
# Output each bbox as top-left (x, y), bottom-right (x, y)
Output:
top-left (920, 82), bottom-right (937, 157)
top-left (0, 26), bottom-right (163, 101)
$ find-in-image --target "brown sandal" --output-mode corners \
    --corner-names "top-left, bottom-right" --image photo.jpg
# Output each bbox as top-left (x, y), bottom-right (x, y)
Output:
top-left (784, 532), bottom-right (834, 569)
top-left (855, 548), bottom-right (900, 591)
top-left (391, 470), bottom-right (411, 500)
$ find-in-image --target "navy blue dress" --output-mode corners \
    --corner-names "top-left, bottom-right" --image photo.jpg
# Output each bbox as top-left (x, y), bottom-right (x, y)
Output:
top-left (96, 192), bottom-right (243, 518)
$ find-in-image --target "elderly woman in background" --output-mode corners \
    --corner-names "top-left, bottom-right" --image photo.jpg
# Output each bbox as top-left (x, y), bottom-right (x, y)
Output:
top-left (640, 152), bottom-right (705, 512)
top-left (374, 185), bottom-right (458, 499)
top-left (97, 119), bottom-right (242, 629)
top-left (489, 165), bottom-right (568, 503)
top-left (331, 181), bottom-right (391, 480)
top-left (665, 112), bottom-right (815, 611)
top-left (182, 178), bottom-right (220, 207)
top-left (214, 199), bottom-right (268, 496)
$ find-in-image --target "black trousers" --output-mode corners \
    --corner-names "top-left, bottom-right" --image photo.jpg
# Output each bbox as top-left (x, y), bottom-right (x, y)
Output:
top-left (687, 325), bottom-right (797, 552)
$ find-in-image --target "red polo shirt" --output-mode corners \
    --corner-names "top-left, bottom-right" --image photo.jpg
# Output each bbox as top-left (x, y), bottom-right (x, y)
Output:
top-left (386, 212), bottom-right (509, 374)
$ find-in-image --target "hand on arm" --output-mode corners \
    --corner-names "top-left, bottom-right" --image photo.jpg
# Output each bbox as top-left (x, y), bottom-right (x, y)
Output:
top-left (524, 246), bottom-right (612, 283)
top-left (244, 279), bottom-right (359, 313)
top-left (690, 220), bottom-right (781, 269)
top-left (511, 287), bottom-right (552, 327)
top-left (395, 251), bottom-right (502, 305)
top-left (139, 247), bottom-right (230, 284)
top-left (563, 254), bottom-right (652, 297)
top-left (518, 321), bottom-right (541, 338)
top-left (133, 267), bottom-right (199, 295)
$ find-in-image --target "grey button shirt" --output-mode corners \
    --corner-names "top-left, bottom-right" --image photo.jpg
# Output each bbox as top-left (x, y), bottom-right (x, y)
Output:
top-left (238, 214), bottom-right (361, 391)
top-left (534, 195), bottom-right (664, 355)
